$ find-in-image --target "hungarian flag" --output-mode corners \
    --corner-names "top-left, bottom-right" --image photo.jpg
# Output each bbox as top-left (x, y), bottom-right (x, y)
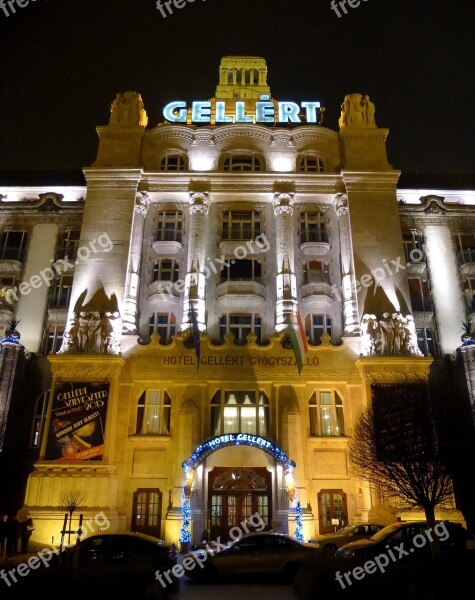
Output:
top-left (287, 312), bottom-right (308, 374)
top-left (189, 300), bottom-right (201, 370)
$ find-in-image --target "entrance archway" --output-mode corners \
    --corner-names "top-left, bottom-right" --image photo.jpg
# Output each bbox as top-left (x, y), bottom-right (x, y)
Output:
top-left (181, 434), bottom-right (297, 543)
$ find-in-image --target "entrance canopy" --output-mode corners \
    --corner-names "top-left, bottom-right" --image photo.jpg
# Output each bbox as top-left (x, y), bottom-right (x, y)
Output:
top-left (183, 433), bottom-right (296, 472)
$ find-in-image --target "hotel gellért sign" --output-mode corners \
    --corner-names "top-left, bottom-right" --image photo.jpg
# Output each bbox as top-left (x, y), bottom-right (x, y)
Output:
top-left (162, 95), bottom-right (322, 124)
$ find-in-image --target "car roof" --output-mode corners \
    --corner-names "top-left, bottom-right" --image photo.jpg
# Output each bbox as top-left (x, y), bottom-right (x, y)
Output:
top-left (79, 532), bottom-right (167, 544)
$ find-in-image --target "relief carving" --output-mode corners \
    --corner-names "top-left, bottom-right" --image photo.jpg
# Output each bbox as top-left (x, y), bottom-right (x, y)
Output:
top-left (360, 312), bottom-right (422, 357)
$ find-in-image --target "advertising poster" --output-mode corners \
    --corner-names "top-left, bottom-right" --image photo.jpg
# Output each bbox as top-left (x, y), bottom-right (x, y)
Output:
top-left (45, 382), bottom-right (109, 461)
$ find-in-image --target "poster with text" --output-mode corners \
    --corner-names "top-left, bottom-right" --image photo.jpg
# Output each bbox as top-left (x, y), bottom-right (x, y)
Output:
top-left (45, 382), bottom-right (109, 461)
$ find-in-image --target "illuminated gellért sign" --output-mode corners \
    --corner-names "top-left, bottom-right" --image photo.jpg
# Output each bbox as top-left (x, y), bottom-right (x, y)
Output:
top-left (183, 433), bottom-right (296, 470)
top-left (163, 94), bottom-right (321, 124)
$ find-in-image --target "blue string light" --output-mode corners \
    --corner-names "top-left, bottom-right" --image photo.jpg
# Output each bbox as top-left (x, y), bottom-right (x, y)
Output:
top-left (294, 501), bottom-right (304, 542)
top-left (179, 492), bottom-right (191, 544)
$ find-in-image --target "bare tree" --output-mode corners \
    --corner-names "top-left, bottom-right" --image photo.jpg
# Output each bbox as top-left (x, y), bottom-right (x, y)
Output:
top-left (348, 392), bottom-right (454, 559)
top-left (59, 488), bottom-right (87, 545)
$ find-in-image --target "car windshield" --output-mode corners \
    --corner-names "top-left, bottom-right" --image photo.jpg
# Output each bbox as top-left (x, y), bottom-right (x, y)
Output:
top-left (370, 524), bottom-right (401, 542)
top-left (336, 525), bottom-right (356, 535)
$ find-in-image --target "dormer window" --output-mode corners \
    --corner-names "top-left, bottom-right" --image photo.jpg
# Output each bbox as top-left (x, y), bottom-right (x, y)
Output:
top-left (298, 155), bottom-right (324, 173)
top-left (160, 154), bottom-right (187, 171)
top-left (223, 155), bottom-right (262, 172)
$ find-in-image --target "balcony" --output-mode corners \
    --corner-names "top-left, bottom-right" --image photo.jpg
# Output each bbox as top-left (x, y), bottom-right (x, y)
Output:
top-left (299, 230), bottom-right (330, 257)
top-left (147, 280), bottom-right (180, 302)
top-left (219, 230), bottom-right (264, 256)
top-left (55, 245), bottom-right (78, 263)
top-left (217, 280), bottom-right (265, 299)
top-left (301, 282), bottom-right (334, 302)
top-left (457, 249), bottom-right (475, 275)
top-left (0, 247), bottom-right (25, 273)
top-left (152, 229), bottom-right (184, 255)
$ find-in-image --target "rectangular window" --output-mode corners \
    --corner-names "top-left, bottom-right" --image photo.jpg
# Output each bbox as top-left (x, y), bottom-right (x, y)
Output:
top-left (416, 328), bottom-right (438, 357)
top-left (42, 325), bottom-right (65, 355)
top-left (402, 230), bottom-right (424, 264)
top-left (31, 391), bottom-right (50, 447)
top-left (0, 230), bottom-right (28, 261)
top-left (149, 312), bottom-right (176, 344)
top-left (211, 390), bottom-right (269, 436)
top-left (306, 314), bottom-right (332, 345)
top-left (135, 390), bottom-right (172, 435)
top-left (220, 259), bottom-right (262, 283)
top-left (299, 211), bottom-right (328, 244)
top-left (303, 261), bottom-right (330, 285)
top-left (56, 228), bottom-right (80, 261)
top-left (152, 259), bottom-right (179, 283)
top-left (222, 211), bottom-right (261, 241)
top-left (219, 313), bottom-right (261, 345)
top-left (155, 211), bottom-right (183, 243)
top-left (48, 275), bottom-right (74, 309)
top-left (309, 391), bottom-right (345, 437)
top-left (408, 278), bottom-right (433, 312)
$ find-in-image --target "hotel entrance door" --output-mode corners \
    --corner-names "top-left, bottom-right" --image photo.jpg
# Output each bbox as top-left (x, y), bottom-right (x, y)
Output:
top-left (208, 467), bottom-right (271, 541)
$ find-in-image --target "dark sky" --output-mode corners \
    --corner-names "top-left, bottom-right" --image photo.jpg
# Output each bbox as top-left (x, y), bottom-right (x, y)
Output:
top-left (1, 0), bottom-right (474, 181)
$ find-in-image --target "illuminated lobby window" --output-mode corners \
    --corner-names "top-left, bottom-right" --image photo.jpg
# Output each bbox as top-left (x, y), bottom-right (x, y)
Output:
top-left (211, 391), bottom-right (269, 436)
top-left (309, 391), bottom-right (345, 437)
top-left (220, 259), bottom-right (262, 283)
top-left (160, 154), bottom-right (187, 171)
top-left (135, 390), bottom-right (172, 435)
top-left (220, 313), bottom-right (261, 345)
top-left (299, 210), bottom-right (328, 244)
top-left (223, 155), bottom-right (262, 172)
top-left (298, 155), bottom-right (324, 173)
top-left (306, 314), bottom-right (332, 346)
top-left (155, 211), bottom-right (183, 243)
top-left (42, 325), bottom-right (64, 355)
top-left (0, 230), bottom-right (28, 262)
top-left (222, 210), bottom-right (261, 240)
top-left (152, 259), bottom-right (180, 283)
top-left (149, 312), bottom-right (176, 344)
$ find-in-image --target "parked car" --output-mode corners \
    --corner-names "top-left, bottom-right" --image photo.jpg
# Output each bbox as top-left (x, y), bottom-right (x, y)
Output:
top-left (335, 520), bottom-right (475, 561)
top-left (308, 523), bottom-right (386, 554)
top-left (54, 532), bottom-right (179, 599)
top-left (185, 531), bottom-right (320, 583)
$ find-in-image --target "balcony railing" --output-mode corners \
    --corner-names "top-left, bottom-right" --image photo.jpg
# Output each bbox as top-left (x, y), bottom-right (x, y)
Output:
top-left (154, 228), bottom-right (183, 243)
top-left (0, 247), bottom-right (25, 262)
top-left (299, 230), bottom-right (329, 244)
top-left (457, 249), bottom-right (475, 266)
top-left (221, 228), bottom-right (262, 241)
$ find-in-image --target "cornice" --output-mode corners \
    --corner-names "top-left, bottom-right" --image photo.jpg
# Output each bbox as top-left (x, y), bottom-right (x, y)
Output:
top-left (48, 355), bottom-right (126, 379)
top-left (82, 168), bottom-right (143, 189)
top-left (355, 356), bottom-right (433, 383)
top-left (398, 195), bottom-right (475, 224)
top-left (342, 171), bottom-right (401, 192)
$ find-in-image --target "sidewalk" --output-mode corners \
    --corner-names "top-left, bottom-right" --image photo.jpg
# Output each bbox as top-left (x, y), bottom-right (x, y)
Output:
top-left (0, 541), bottom-right (51, 568)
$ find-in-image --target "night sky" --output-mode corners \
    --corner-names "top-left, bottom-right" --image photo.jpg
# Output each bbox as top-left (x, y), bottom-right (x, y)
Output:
top-left (1, 0), bottom-right (474, 184)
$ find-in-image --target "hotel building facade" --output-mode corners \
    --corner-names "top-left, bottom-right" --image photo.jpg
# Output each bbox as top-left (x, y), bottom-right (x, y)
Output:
top-left (1, 56), bottom-right (474, 545)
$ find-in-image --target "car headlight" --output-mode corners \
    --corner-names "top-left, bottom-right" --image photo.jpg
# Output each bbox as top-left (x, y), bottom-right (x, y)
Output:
top-left (335, 548), bottom-right (355, 559)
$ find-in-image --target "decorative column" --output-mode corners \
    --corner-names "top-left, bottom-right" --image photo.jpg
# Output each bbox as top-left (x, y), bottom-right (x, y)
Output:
top-left (333, 193), bottom-right (359, 334)
top-left (182, 191), bottom-right (209, 331)
top-left (0, 321), bottom-right (24, 453)
top-left (274, 191), bottom-right (297, 331)
top-left (122, 192), bottom-right (150, 333)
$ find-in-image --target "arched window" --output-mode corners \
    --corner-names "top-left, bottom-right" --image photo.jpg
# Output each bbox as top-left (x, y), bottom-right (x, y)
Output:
top-left (298, 155), bottom-right (325, 173)
top-left (160, 154), bottom-right (187, 171)
top-left (223, 155), bottom-right (263, 172)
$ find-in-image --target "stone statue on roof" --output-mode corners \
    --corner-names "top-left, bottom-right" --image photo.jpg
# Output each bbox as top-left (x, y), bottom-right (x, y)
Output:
top-left (110, 91), bottom-right (148, 127)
